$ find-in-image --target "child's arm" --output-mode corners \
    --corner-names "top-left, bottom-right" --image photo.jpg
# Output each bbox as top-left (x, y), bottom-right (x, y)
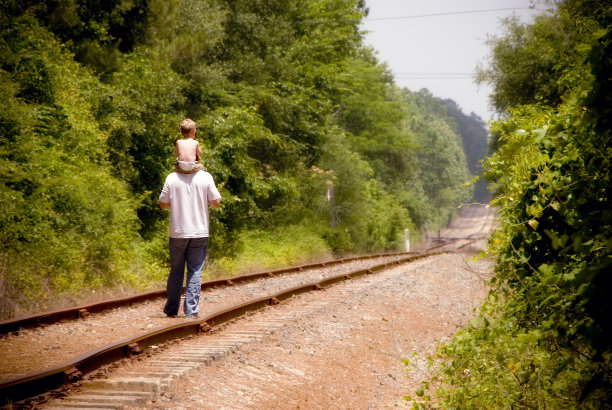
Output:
top-left (174, 140), bottom-right (179, 157)
top-left (196, 141), bottom-right (203, 161)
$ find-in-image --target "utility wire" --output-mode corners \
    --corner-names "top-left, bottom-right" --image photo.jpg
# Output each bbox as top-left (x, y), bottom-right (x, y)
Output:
top-left (393, 72), bottom-right (473, 75)
top-left (395, 77), bottom-right (474, 79)
top-left (393, 72), bottom-right (475, 79)
top-left (363, 7), bottom-right (544, 22)
top-left (296, 7), bottom-right (545, 25)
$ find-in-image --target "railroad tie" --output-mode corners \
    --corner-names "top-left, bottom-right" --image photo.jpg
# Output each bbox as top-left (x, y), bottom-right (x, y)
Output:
top-left (44, 390), bottom-right (152, 409)
top-left (41, 327), bottom-right (287, 408)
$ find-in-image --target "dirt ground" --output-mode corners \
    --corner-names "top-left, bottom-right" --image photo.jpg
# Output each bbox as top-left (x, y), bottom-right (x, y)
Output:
top-left (126, 247), bottom-right (492, 410)
top-left (114, 205), bottom-right (497, 409)
top-left (29, 204), bottom-right (495, 409)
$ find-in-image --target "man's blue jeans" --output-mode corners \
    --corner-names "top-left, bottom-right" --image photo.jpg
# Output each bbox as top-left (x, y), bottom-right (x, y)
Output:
top-left (164, 237), bottom-right (208, 317)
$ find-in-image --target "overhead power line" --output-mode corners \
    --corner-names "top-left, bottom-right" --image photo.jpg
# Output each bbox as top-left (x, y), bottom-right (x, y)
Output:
top-left (393, 72), bottom-right (473, 75)
top-left (296, 7), bottom-right (545, 25)
top-left (395, 77), bottom-right (474, 80)
top-left (363, 7), bottom-right (544, 22)
top-left (393, 72), bottom-right (474, 80)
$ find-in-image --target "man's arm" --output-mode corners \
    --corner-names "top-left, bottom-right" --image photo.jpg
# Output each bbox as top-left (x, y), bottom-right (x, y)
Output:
top-left (159, 201), bottom-right (171, 210)
top-left (209, 197), bottom-right (221, 208)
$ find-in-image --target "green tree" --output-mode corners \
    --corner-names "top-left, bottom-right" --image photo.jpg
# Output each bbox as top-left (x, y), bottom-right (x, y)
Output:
top-left (2, 0), bottom-right (150, 76)
top-left (1, 0), bottom-right (479, 317)
top-left (0, 14), bottom-right (147, 314)
top-left (476, 1), bottom-right (607, 113)
top-left (198, 106), bottom-right (301, 256)
top-left (400, 90), bottom-right (473, 227)
top-left (442, 99), bottom-right (490, 203)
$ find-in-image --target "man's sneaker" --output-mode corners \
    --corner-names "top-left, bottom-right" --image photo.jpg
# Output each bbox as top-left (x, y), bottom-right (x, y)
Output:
top-left (185, 314), bottom-right (199, 319)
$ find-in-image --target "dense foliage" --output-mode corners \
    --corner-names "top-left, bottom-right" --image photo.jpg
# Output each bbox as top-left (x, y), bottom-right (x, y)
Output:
top-left (409, 1), bottom-right (611, 407)
top-left (0, 0), bottom-right (480, 317)
top-left (442, 99), bottom-right (490, 203)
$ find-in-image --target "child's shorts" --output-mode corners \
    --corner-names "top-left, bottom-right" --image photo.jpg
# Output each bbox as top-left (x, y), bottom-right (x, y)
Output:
top-left (175, 160), bottom-right (206, 174)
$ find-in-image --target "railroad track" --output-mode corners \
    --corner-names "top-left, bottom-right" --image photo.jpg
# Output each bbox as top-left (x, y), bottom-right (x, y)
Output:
top-left (1, 206), bottom-right (493, 408)
top-left (428, 204), bottom-right (496, 251)
top-left (0, 249), bottom-right (458, 408)
top-left (0, 253), bottom-right (411, 336)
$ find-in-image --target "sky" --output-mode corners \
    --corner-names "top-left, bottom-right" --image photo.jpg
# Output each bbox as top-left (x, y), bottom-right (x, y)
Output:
top-left (361, 0), bottom-right (547, 122)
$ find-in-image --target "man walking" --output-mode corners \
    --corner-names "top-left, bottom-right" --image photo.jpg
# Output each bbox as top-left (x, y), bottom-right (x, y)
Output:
top-left (159, 122), bottom-right (221, 318)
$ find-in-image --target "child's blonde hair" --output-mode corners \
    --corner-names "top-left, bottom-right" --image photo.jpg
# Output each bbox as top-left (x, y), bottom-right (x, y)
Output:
top-left (180, 118), bottom-right (196, 136)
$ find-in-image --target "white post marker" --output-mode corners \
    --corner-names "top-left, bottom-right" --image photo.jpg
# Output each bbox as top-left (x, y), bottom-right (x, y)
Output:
top-left (404, 229), bottom-right (410, 252)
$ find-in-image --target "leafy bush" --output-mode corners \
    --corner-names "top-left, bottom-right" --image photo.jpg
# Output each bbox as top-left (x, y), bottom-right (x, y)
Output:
top-left (409, 100), bottom-right (611, 408)
top-left (408, 3), bottom-right (612, 406)
top-left (210, 224), bottom-right (332, 275)
top-left (0, 15), bottom-right (157, 315)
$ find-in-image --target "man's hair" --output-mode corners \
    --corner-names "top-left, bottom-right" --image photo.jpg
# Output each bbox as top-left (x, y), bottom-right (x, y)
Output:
top-left (180, 118), bottom-right (196, 135)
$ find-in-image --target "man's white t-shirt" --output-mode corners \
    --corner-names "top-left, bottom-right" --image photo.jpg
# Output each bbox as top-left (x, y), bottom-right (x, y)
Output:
top-left (159, 171), bottom-right (221, 238)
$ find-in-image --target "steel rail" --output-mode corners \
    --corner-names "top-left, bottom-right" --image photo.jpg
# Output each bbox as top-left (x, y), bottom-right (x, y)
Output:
top-left (0, 251), bottom-right (442, 406)
top-left (0, 251), bottom-right (411, 335)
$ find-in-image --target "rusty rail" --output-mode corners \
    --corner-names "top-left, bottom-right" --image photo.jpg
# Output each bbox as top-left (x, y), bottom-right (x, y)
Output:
top-left (0, 252), bottom-right (409, 335)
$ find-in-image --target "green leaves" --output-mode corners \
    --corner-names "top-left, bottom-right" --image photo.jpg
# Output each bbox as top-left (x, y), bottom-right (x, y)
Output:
top-left (0, 15), bottom-right (147, 313)
top-left (427, 2), bottom-right (612, 408)
top-left (1, 0), bottom-right (481, 320)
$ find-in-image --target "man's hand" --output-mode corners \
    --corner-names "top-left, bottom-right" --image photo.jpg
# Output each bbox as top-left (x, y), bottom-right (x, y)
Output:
top-left (209, 198), bottom-right (221, 208)
top-left (159, 201), bottom-right (171, 210)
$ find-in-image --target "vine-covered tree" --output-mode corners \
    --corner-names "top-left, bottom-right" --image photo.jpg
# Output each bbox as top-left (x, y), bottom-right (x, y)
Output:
top-left (420, 1), bottom-right (612, 407)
